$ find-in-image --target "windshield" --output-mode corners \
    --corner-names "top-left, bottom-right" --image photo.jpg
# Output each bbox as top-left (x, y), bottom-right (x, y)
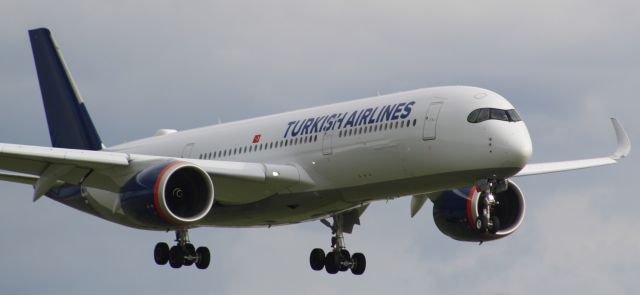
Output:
top-left (467, 108), bottom-right (522, 123)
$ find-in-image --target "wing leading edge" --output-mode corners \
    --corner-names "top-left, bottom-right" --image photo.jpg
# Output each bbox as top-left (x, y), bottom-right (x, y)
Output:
top-left (515, 118), bottom-right (630, 177)
top-left (0, 143), bottom-right (312, 204)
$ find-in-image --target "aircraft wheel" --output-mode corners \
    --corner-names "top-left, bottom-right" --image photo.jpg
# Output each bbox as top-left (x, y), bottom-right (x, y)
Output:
top-left (351, 253), bottom-right (366, 275)
top-left (184, 243), bottom-right (196, 266)
top-left (325, 252), bottom-right (339, 274)
top-left (338, 249), bottom-right (350, 272)
top-left (195, 247), bottom-right (211, 269)
top-left (489, 216), bottom-right (501, 234)
top-left (154, 242), bottom-right (170, 265)
top-left (169, 246), bottom-right (184, 268)
top-left (475, 217), bottom-right (486, 232)
top-left (476, 217), bottom-right (484, 231)
top-left (310, 248), bottom-right (325, 271)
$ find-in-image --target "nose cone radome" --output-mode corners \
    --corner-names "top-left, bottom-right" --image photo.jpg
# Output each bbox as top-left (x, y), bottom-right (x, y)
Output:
top-left (485, 120), bottom-right (533, 174)
top-left (502, 123), bottom-right (533, 169)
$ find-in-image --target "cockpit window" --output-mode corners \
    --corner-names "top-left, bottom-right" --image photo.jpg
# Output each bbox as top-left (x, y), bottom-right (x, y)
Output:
top-left (506, 109), bottom-right (521, 122)
top-left (477, 108), bottom-right (490, 122)
top-left (490, 109), bottom-right (509, 121)
top-left (467, 108), bottom-right (522, 123)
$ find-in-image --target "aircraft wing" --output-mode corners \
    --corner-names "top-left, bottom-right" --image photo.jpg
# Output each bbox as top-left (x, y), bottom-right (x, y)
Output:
top-left (515, 118), bottom-right (630, 177)
top-left (0, 143), bottom-right (311, 204)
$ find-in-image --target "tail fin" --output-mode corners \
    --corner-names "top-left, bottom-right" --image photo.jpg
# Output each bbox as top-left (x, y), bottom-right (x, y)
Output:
top-left (28, 28), bottom-right (103, 151)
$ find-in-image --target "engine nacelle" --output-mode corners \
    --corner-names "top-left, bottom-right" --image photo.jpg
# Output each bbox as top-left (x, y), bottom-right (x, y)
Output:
top-left (120, 161), bottom-right (214, 228)
top-left (432, 180), bottom-right (525, 242)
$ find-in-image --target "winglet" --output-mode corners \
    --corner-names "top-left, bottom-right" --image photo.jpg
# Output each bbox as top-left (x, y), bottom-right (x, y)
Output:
top-left (610, 118), bottom-right (631, 160)
top-left (516, 118), bottom-right (631, 177)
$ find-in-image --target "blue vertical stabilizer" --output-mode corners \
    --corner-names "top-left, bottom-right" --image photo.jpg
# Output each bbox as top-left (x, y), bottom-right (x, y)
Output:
top-left (29, 28), bottom-right (103, 150)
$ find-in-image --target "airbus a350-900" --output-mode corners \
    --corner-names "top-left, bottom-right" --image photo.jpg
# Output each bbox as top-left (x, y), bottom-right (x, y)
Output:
top-left (0, 28), bottom-right (630, 274)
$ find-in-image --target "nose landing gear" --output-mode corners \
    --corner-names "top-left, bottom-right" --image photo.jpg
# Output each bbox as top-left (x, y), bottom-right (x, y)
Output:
top-left (475, 179), bottom-right (504, 234)
top-left (153, 229), bottom-right (211, 269)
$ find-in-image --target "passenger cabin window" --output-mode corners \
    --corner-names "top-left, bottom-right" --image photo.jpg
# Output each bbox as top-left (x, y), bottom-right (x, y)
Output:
top-left (467, 108), bottom-right (522, 123)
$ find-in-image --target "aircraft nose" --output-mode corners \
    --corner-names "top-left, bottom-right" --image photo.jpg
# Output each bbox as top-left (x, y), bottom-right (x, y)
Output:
top-left (497, 123), bottom-right (532, 169)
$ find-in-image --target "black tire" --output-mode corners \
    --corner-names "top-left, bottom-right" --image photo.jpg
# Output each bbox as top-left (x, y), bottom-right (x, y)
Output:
top-left (339, 249), bottom-right (350, 272)
top-left (184, 243), bottom-right (196, 266)
top-left (351, 253), bottom-right (366, 275)
top-left (154, 242), bottom-right (170, 265)
top-left (475, 217), bottom-right (485, 231)
top-left (169, 246), bottom-right (184, 268)
top-left (195, 247), bottom-right (211, 270)
top-left (309, 248), bottom-right (325, 271)
top-left (483, 216), bottom-right (491, 233)
top-left (339, 249), bottom-right (350, 260)
top-left (489, 216), bottom-right (501, 234)
top-left (325, 252), bottom-right (339, 274)
top-left (480, 192), bottom-right (488, 206)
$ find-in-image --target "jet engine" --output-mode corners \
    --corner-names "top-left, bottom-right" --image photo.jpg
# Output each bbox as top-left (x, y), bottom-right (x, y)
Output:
top-left (120, 161), bottom-right (214, 228)
top-left (432, 180), bottom-right (525, 242)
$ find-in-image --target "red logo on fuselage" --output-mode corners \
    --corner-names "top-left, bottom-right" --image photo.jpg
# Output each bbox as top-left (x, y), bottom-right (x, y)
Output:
top-left (252, 134), bottom-right (261, 144)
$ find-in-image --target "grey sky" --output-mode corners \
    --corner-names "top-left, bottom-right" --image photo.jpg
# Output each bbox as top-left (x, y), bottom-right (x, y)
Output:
top-left (0, 1), bottom-right (638, 294)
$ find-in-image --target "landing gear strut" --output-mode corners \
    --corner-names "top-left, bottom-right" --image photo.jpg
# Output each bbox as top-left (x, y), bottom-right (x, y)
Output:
top-left (475, 179), bottom-right (504, 234)
top-left (153, 229), bottom-right (211, 269)
top-left (309, 214), bottom-right (366, 275)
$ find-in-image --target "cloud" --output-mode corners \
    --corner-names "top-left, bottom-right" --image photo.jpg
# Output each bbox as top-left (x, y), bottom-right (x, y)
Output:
top-left (479, 185), bottom-right (640, 294)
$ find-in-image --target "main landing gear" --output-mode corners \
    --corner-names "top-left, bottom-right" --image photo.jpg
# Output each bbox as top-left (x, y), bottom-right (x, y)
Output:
top-left (475, 179), bottom-right (504, 234)
top-left (309, 213), bottom-right (367, 275)
top-left (153, 229), bottom-right (211, 269)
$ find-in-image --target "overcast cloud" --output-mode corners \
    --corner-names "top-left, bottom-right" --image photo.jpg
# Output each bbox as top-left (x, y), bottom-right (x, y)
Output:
top-left (0, 1), bottom-right (638, 294)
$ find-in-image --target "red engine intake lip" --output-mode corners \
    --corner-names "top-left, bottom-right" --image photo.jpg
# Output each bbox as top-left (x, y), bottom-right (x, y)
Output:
top-left (465, 181), bottom-right (526, 237)
top-left (466, 186), bottom-right (481, 228)
top-left (153, 161), bottom-right (214, 224)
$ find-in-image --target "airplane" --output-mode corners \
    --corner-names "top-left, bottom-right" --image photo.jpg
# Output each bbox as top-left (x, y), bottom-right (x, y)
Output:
top-left (1, 28), bottom-right (630, 275)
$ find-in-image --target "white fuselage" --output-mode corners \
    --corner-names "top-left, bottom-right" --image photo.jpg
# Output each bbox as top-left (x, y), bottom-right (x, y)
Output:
top-left (98, 86), bottom-right (532, 228)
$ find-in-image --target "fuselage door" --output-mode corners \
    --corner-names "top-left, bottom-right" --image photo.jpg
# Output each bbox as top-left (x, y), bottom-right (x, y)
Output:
top-left (422, 101), bottom-right (443, 140)
top-left (322, 132), bottom-right (333, 155)
top-left (181, 142), bottom-right (195, 158)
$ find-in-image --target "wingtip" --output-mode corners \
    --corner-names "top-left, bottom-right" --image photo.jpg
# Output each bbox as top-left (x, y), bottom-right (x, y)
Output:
top-left (610, 118), bottom-right (631, 160)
